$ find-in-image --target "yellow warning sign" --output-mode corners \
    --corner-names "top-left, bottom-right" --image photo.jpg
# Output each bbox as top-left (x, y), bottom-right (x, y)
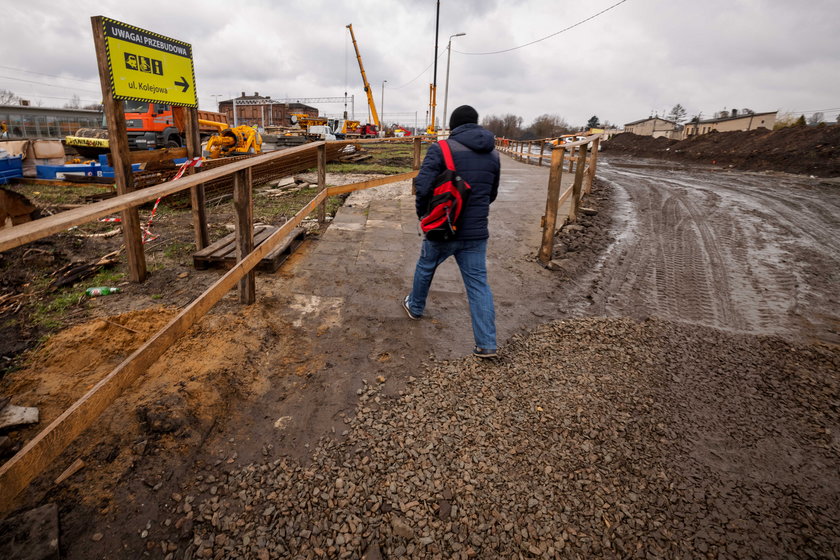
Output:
top-left (102, 17), bottom-right (197, 107)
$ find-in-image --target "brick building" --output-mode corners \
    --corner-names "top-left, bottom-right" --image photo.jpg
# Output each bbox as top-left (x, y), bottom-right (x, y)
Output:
top-left (218, 92), bottom-right (318, 128)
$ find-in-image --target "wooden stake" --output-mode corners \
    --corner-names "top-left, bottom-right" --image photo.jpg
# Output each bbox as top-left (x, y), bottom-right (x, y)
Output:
top-left (412, 136), bottom-right (422, 170)
top-left (184, 107), bottom-right (209, 249)
top-left (538, 147), bottom-right (565, 264)
top-left (91, 16), bottom-right (147, 283)
top-left (585, 137), bottom-right (600, 194)
top-left (54, 458), bottom-right (84, 485)
top-left (233, 168), bottom-right (255, 304)
top-left (317, 143), bottom-right (327, 223)
top-left (569, 142), bottom-right (589, 222)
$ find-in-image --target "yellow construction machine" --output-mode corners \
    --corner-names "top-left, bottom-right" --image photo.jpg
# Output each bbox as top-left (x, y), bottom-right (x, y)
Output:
top-left (200, 120), bottom-right (262, 159)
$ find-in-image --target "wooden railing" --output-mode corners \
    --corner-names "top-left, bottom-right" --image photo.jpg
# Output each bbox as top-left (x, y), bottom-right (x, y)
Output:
top-left (0, 136), bottom-right (424, 512)
top-left (495, 135), bottom-right (601, 264)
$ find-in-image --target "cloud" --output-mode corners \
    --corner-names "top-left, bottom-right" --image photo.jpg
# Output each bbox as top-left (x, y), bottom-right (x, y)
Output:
top-left (2, 0), bottom-right (838, 126)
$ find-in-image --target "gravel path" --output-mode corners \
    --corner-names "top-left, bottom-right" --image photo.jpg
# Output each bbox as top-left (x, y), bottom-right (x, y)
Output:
top-left (166, 318), bottom-right (839, 559)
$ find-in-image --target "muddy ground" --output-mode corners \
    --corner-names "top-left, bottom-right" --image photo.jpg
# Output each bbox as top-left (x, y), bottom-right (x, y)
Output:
top-left (602, 125), bottom-right (840, 177)
top-left (1, 148), bottom-right (839, 558)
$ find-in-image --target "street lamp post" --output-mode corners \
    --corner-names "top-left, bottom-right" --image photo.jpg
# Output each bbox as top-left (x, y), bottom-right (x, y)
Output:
top-left (380, 80), bottom-right (387, 135)
top-left (443, 32), bottom-right (466, 135)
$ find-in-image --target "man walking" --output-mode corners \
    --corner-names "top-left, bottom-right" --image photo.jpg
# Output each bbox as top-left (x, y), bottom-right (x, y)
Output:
top-left (403, 105), bottom-right (501, 358)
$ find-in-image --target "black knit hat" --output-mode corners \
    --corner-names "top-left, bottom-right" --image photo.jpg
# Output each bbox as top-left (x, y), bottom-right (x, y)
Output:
top-left (449, 105), bottom-right (478, 130)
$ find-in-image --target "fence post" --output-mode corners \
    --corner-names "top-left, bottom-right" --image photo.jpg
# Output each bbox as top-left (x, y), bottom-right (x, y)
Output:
top-left (413, 136), bottom-right (422, 170)
top-left (184, 107), bottom-right (209, 249)
top-left (538, 141), bottom-right (545, 167)
top-left (568, 143), bottom-right (589, 223)
top-left (233, 168), bottom-right (255, 304)
top-left (568, 145), bottom-right (575, 173)
top-left (317, 143), bottom-right (327, 223)
top-left (585, 137), bottom-right (600, 194)
top-left (538, 147), bottom-right (565, 264)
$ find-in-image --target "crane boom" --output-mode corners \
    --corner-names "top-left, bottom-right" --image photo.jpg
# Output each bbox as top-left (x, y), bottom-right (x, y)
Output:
top-left (346, 23), bottom-right (380, 129)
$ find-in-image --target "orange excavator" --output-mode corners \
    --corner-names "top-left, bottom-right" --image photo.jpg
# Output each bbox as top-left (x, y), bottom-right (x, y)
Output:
top-left (200, 120), bottom-right (262, 159)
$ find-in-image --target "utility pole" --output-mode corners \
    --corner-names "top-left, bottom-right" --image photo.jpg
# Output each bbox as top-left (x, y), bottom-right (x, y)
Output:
top-left (428, 0), bottom-right (440, 135)
top-left (443, 32), bottom-right (466, 134)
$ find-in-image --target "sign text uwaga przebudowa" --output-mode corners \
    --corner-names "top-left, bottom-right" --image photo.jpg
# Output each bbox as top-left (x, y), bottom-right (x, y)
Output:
top-left (102, 17), bottom-right (198, 107)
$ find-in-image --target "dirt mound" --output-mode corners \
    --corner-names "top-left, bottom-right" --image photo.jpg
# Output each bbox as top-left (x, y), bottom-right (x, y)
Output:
top-left (0, 304), bottom-right (317, 511)
top-left (603, 126), bottom-right (840, 176)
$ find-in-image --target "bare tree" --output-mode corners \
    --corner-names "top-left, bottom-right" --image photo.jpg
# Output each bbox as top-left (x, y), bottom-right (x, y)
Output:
top-left (526, 114), bottom-right (570, 139)
top-left (0, 89), bottom-right (19, 105)
top-left (481, 113), bottom-right (523, 139)
top-left (667, 104), bottom-right (687, 124)
top-left (807, 112), bottom-right (824, 126)
top-left (64, 94), bottom-right (81, 109)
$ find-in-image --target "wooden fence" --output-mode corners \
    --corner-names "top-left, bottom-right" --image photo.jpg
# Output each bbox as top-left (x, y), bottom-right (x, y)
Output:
top-left (0, 136), bottom-right (423, 512)
top-left (495, 135), bottom-right (601, 264)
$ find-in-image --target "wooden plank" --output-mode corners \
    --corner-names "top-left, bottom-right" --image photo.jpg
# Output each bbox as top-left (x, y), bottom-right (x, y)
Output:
top-left (0, 189), bottom-right (329, 513)
top-left (234, 168), bottom-right (255, 304)
top-left (192, 225), bottom-right (278, 269)
top-left (107, 147), bottom-right (189, 166)
top-left (9, 178), bottom-right (113, 189)
top-left (326, 170), bottom-right (419, 197)
top-left (538, 148), bottom-right (565, 264)
top-left (0, 140), bottom-right (323, 253)
top-left (92, 16), bottom-right (146, 283)
top-left (258, 228), bottom-right (305, 272)
top-left (569, 142), bottom-right (589, 222)
top-left (0, 405), bottom-right (39, 430)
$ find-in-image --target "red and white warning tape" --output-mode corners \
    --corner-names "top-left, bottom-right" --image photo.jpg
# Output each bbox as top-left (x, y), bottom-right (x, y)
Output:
top-left (98, 157), bottom-right (203, 244)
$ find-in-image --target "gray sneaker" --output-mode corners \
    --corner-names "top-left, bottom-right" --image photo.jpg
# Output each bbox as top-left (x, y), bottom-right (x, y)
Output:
top-left (402, 295), bottom-right (421, 320)
top-left (473, 347), bottom-right (498, 359)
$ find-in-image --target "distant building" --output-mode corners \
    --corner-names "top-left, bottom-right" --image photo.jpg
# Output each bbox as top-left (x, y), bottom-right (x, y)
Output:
top-left (682, 110), bottom-right (777, 138)
top-left (218, 92), bottom-right (318, 128)
top-left (623, 117), bottom-right (678, 138)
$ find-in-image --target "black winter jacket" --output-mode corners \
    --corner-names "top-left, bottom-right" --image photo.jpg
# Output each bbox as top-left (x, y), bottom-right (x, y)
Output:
top-left (414, 123), bottom-right (501, 240)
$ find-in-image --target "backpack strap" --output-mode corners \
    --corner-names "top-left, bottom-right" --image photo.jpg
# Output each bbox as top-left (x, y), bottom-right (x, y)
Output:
top-left (438, 140), bottom-right (456, 171)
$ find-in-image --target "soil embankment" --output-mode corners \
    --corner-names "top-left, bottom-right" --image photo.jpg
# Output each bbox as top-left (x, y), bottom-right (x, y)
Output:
top-left (602, 126), bottom-right (840, 177)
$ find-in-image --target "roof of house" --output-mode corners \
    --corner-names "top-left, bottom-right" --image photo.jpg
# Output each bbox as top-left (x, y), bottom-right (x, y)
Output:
top-left (624, 116), bottom-right (677, 127)
top-left (693, 111), bottom-right (777, 125)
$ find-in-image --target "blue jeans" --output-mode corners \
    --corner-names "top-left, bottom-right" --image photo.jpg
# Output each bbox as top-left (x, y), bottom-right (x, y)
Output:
top-left (407, 238), bottom-right (497, 350)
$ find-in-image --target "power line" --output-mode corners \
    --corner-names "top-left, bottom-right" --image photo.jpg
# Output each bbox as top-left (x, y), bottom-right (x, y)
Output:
top-left (455, 0), bottom-right (629, 56)
top-left (0, 64), bottom-right (99, 85)
top-left (0, 75), bottom-right (101, 95)
top-left (392, 49), bottom-right (448, 90)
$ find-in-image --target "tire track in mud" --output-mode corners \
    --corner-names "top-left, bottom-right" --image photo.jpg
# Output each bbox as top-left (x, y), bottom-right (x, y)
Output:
top-left (588, 157), bottom-right (840, 344)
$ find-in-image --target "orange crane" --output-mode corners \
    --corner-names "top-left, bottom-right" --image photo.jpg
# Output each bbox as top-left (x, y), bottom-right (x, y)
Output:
top-left (346, 24), bottom-right (380, 131)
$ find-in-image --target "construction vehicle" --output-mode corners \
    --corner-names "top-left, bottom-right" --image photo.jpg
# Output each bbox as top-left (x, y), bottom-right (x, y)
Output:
top-left (290, 113), bottom-right (327, 129)
top-left (65, 105), bottom-right (229, 157)
top-left (346, 24), bottom-right (380, 138)
top-left (200, 120), bottom-right (262, 159)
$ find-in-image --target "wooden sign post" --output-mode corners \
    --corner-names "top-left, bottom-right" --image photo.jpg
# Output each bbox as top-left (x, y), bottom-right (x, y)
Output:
top-left (91, 16), bottom-right (147, 282)
top-left (90, 15), bottom-right (200, 280)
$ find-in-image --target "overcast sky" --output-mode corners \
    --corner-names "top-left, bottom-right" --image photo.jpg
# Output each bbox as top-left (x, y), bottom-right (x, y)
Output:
top-left (3, 0), bottom-right (839, 128)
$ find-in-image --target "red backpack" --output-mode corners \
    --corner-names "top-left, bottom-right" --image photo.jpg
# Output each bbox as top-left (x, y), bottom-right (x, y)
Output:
top-left (420, 140), bottom-right (472, 241)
